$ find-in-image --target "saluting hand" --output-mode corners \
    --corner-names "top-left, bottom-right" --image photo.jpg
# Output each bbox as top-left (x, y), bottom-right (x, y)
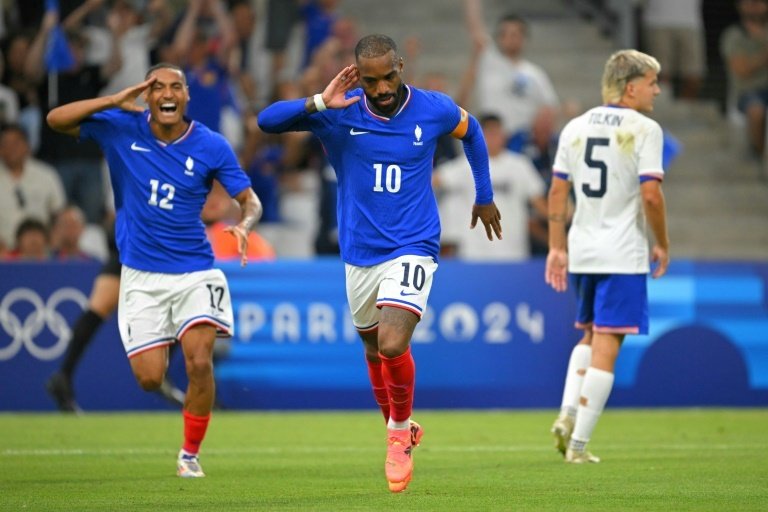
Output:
top-left (111, 77), bottom-right (157, 113)
top-left (471, 202), bottom-right (502, 241)
top-left (320, 65), bottom-right (361, 109)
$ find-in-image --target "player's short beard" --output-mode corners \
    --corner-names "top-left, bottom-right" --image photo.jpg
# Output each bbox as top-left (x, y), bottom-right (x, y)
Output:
top-left (371, 84), bottom-right (403, 115)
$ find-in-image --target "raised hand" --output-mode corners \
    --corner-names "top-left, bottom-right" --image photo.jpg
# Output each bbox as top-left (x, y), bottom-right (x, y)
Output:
top-left (111, 77), bottom-right (157, 113)
top-left (319, 65), bottom-right (361, 109)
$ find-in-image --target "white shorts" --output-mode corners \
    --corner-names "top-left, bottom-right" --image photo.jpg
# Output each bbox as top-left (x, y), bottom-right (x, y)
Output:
top-left (118, 265), bottom-right (234, 358)
top-left (345, 255), bottom-right (438, 332)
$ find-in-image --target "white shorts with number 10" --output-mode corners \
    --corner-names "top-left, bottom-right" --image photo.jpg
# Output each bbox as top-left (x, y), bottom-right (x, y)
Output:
top-left (118, 265), bottom-right (234, 358)
top-left (345, 255), bottom-right (438, 332)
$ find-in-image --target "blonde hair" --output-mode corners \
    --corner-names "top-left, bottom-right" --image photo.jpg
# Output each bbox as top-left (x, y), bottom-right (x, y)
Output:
top-left (601, 49), bottom-right (661, 104)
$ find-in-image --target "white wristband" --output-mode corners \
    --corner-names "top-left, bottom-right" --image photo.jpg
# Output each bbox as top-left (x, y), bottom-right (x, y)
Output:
top-left (313, 94), bottom-right (327, 112)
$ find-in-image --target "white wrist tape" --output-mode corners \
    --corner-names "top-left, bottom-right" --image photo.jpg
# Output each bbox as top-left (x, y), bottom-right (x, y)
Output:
top-left (313, 94), bottom-right (327, 112)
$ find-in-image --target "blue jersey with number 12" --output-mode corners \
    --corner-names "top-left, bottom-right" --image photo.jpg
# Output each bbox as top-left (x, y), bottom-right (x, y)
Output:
top-left (80, 109), bottom-right (251, 273)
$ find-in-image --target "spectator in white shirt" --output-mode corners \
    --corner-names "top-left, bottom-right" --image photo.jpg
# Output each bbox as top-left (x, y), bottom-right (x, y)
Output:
top-left (0, 123), bottom-right (65, 253)
top-left (435, 114), bottom-right (548, 261)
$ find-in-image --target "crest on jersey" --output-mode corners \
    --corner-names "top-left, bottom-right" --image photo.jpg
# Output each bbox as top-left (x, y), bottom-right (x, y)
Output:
top-left (184, 156), bottom-right (194, 176)
top-left (413, 124), bottom-right (423, 146)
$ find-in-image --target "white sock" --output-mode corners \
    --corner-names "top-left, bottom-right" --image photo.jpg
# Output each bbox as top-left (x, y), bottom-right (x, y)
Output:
top-left (387, 417), bottom-right (410, 430)
top-left (570, 367), bottom-right (614, 447)
top-left (560, 344), bottom-right (592, 418)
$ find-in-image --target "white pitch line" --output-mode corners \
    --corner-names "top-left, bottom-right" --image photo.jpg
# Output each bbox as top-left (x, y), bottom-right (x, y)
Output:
top-left (1, 444), bottom-right (761, 457)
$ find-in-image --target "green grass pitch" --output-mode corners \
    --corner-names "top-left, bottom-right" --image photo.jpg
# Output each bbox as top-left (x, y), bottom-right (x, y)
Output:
top-left (1, 409), bottom-right (766, 511)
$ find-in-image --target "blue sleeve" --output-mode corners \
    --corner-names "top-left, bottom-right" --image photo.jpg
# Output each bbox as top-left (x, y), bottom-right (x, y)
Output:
top-left (461, 113), bottom-right (494, 204)
top-left (258, 98), bottom-right (329, 134)
top-left (79, 109), bottom-right (120, 145)
top-left (212, 134), bottom-right (251, 197)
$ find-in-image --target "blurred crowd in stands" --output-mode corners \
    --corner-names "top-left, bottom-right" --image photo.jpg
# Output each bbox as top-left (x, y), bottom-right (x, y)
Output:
top-left (0, 0), bottom-right (758, 263)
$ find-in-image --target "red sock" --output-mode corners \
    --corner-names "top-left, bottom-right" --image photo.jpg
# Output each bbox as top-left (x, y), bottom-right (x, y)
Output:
top-left (182, 410), bottom-right (211, 455)
top-left (380, 347), bottom-right (415, 423)
top-left (366, 358), bottom-right (390, 422)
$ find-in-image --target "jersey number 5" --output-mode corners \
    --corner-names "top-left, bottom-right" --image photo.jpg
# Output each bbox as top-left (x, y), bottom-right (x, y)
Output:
top-left (583, 137), bottom-right (609, 198)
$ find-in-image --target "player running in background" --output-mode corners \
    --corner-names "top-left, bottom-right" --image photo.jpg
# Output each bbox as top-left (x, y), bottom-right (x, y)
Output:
top-left (46, 63), bottom-right (262, 477)
top-left (258, 34), bottom-right (502, 492)
top-left (545, 49), bottom-right (670, 463)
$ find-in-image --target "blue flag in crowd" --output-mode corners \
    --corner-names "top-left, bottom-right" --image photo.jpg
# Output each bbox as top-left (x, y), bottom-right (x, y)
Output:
top-left (44, 0), bottom-right (75, 72)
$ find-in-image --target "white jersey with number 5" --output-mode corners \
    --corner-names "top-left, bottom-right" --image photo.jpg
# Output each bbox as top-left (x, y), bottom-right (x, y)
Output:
top-left (553, 105), bottom-right (664, 274)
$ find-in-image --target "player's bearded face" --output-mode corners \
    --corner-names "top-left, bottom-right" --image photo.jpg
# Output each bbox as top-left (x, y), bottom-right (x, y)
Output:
top-left (145, 68), bottom-right (189, 127)
top-left (357, 52), bottom-right (404, 115)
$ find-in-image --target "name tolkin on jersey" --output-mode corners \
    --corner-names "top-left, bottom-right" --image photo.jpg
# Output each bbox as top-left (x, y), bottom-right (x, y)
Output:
top-left (588, 112), bottom-right (624, 127)
top-left (413, 125), bottom-right (423, 146)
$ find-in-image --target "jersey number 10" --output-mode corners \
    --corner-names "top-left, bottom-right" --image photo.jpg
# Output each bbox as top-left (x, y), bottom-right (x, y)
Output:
top-left (373, 163), bottom-right (402, 193)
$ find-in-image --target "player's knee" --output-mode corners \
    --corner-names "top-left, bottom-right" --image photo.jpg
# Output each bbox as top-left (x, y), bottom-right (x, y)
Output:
top-left (378, 339), bottom-right (408, 359)
top-left (136, 374), bottom-right (163, 391)
top-left (362, 342), bottom-right (380, 361)
top-left (184, 355), bottom-right (213, 381)
top-left (376, 324), bottom-right (410, 358)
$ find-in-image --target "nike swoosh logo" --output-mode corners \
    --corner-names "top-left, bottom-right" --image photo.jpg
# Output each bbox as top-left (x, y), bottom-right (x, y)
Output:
top-left (400, 290), bottom-right (419, 297)
top-left (350, 128), bottom-right (370, 135)
top-left (131, 142), bottom-right (151, 152)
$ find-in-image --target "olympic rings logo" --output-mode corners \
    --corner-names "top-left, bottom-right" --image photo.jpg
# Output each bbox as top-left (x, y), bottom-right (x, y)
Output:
top-left (0, 287), bottom-right (88, 361)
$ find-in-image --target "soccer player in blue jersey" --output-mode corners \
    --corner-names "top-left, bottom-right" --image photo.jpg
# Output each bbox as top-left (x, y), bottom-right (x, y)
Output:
top-left (46, 63), bottom-right (263, 478)
top-left (258, 34), bottom-right (502, 492)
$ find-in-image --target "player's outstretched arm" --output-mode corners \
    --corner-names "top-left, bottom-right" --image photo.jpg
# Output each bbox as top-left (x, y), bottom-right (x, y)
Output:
top-left (47, 77), bottom-right (156, 137)
top-left (224, 188), bottom-right (263, 267)
top-left (259, 65), bottom-right (360, 133)
top-left (471, 202), bottom-right (502, 241)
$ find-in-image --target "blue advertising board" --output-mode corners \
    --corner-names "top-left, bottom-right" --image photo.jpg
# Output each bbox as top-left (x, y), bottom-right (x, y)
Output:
top-left (1, 259), bottom-right (767, 410)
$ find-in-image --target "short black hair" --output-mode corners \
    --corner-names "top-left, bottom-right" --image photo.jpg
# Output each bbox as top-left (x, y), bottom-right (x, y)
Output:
top-left (15, 218), bottom-right (48, 242)
top-left (145, 62), bottom-right (186, 82)
top-left (0, 123), bottom-right (29, 141)
top-left (354, 34), bottom-right (398, 60)
top-left (497, 14), bottom-right (528, 36)
top-left (478, 113), bottom-right (503, 127)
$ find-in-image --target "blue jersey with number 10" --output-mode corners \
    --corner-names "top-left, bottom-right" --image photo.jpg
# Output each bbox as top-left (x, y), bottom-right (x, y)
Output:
top-left (80, 109), bottom-right (251, 273)
top-left (261, 85), bottom-right (462, 266)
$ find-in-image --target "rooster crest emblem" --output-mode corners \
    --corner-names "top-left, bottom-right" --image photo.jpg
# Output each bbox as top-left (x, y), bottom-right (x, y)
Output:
top-left (184, 156), bottom-right (194, 176)
top-left (413, 125), bottom-right (423, 146)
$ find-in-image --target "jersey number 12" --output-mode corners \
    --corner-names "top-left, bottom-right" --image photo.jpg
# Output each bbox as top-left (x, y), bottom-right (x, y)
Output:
top-left (148, 179), bottom-right (175, 210)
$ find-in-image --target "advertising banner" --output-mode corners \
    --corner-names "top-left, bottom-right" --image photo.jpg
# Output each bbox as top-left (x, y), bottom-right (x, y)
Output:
top-left (1, 260), bottom-right (766, 410)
